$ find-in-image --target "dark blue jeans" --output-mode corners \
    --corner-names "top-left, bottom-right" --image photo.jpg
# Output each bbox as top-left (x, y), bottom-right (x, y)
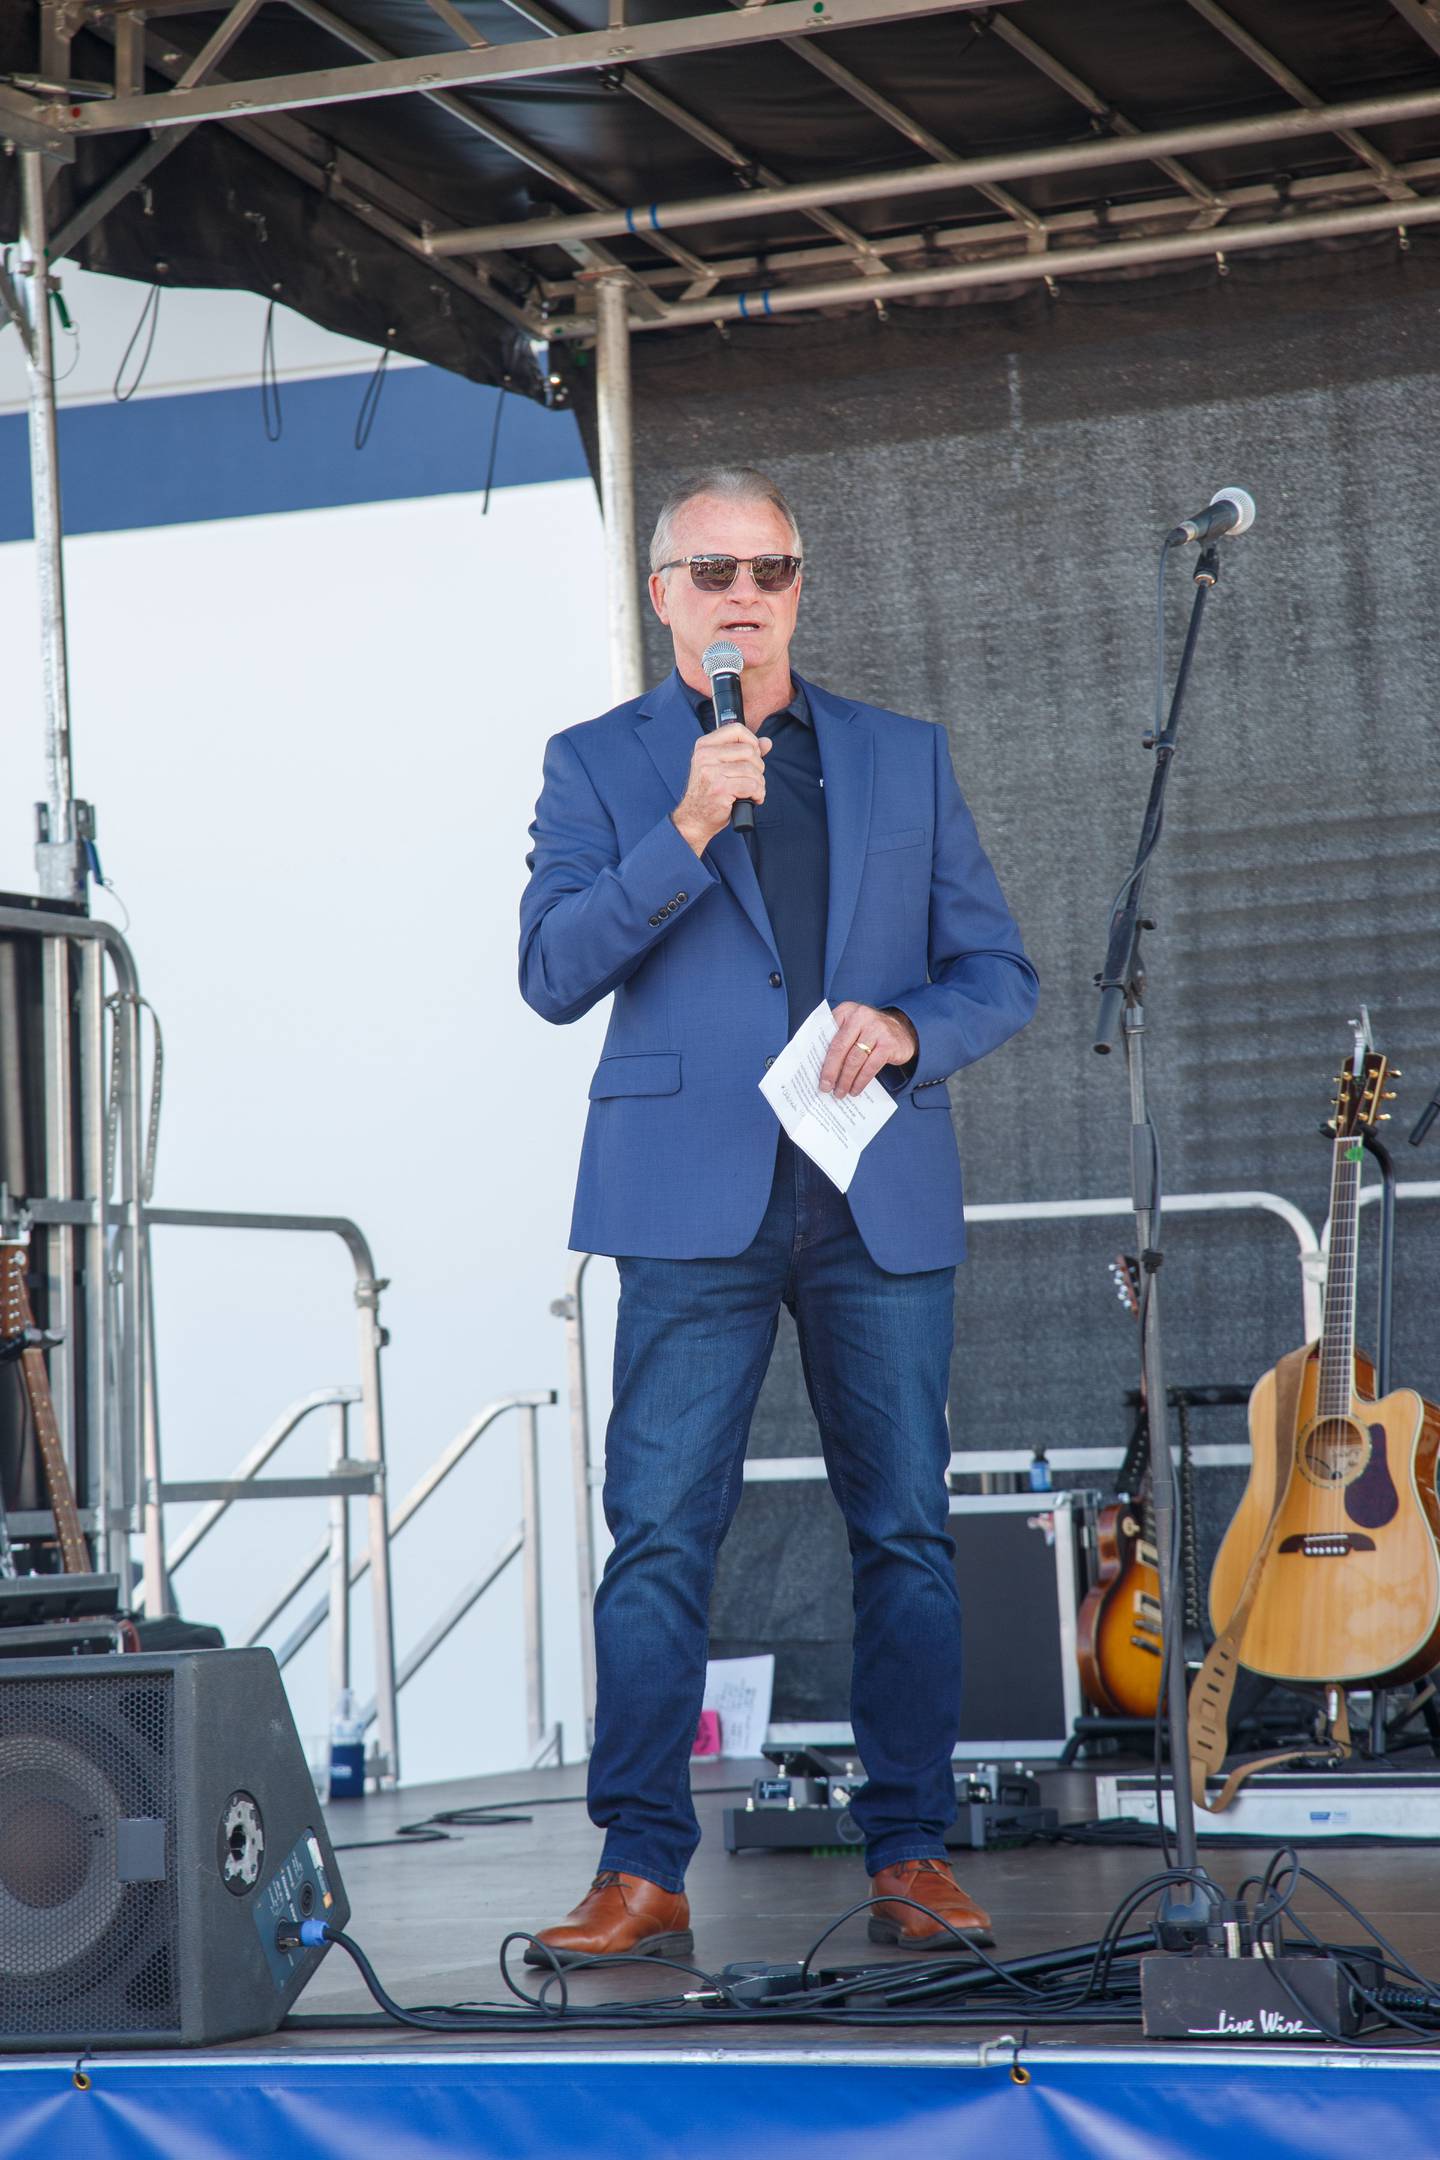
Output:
top-left (588, 1134), bottom-right (961, 1892)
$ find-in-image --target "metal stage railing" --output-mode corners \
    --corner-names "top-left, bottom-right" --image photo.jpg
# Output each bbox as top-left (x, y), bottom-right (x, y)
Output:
top-left (2, 903), bottom-right (562, 1788)
top-left (136, 1203), bottom-right (400, 1786)
top-left (249, 1389), bottom-right (561, 1769)
top-left (555, 1185), bottom-right (1338, 1744)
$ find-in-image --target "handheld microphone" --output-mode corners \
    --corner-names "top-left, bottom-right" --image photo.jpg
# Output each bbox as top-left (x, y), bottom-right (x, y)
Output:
top-left (701, 639), bottom-right (753, 833)
top-left (1165, 485), bottom-right (1256, 550)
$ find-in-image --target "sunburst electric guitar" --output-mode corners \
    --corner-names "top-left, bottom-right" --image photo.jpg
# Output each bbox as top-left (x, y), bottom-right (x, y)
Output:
top-left (1208, 1026), bottom-right (1440, 1686)
top-left (1076, 1258), bottom-right (1163, 1719)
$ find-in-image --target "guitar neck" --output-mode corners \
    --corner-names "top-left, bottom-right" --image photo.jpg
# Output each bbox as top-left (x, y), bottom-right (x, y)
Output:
top-left (1319, 1138), bottom-right (1363, 1413)
top-left (1, 1244), bottom-right (90, 1574)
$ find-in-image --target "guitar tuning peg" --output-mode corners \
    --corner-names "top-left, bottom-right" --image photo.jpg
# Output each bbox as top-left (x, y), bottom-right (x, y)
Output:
top-left (1378, 1113), bottom-right (1392, 1121)
top-left (1383, 1091), bottom-right (1397, 1100)
top-left (1392, 1070), bottom-right (1403, 1079)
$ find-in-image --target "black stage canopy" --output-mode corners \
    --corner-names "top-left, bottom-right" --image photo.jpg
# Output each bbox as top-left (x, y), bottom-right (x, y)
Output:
top-left (3, 2), bottom-right (1440, 406)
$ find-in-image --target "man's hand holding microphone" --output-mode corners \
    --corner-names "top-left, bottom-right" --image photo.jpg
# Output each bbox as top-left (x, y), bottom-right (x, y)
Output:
top-left (671, 724), bottom-right (772, 856)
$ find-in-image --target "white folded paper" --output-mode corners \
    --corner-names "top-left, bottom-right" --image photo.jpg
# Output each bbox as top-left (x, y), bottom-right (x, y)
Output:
top-left (758, 1000), bottom-right (896, 1194)
top-left (701, 1653), bottom-right (775, 1759)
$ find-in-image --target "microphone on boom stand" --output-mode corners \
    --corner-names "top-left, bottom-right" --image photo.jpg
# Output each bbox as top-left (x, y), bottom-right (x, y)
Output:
top-left (701, 639), bottom-right (753, 833)
top-left (1164, 485), bottom-right (1256, 550)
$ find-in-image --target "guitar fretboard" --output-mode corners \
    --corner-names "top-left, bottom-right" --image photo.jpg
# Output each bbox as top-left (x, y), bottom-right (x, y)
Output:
top-left (1, 1245), bottom-right (90, 1574)
top-left (1318, 1137), bottom-right (1362, 1417)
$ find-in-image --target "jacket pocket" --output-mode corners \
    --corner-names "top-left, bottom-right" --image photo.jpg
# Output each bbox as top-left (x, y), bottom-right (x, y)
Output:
top-left (912, 1080), bottom-right (951, 1108)
top-left (588, 1053), bottom-right (682, 1100)
top-left (867, 826), bottom-right (927, 853)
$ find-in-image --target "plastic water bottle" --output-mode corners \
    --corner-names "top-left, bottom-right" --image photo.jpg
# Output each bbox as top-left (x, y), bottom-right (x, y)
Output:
top-left (328, 1689), bottom-right (366, 1800)
top-left (1027, 1450), bottom-right (1053, 1492)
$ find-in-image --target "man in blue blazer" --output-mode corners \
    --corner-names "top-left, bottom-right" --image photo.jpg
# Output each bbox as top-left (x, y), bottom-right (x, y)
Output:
top-left (519, 467), bottom-right (1037, 1965)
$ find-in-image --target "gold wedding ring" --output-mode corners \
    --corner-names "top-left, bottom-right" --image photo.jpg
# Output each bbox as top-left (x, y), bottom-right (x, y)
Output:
top-left (857, 1041), bottom-right (875, 1055)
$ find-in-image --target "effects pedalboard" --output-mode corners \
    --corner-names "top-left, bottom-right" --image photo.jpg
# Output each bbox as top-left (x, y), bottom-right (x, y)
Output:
top-left (722, 1747), bottom-right (1058, 1854)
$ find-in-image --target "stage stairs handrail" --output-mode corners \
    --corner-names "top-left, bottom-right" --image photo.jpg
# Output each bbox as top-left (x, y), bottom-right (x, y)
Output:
top-left (137, 1204), bottom-right (400, 1786)
top-left (249, 1388), bottom-right (561, 1769)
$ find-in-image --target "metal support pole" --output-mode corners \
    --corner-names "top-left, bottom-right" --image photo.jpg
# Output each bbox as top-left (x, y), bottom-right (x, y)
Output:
top-left (40, 937), bottom-right (76, 1480)
top-left (78, 942), bottom-right (116, 1583)
top-left (18, 155), bottom-right (86, 909)
top-left (595, 272), bottom-right (644, 703)
top-left (328, 1398), bottom-right (352, 1715)
top-left (125, 995), bottom-right (165, 1614)
top-left (520, 1398), bottom-right (545, 1756)
top-left (558, 1252), bottom-right (599, 1750)
top-left (354, 1271), bottom-right (400, 1786)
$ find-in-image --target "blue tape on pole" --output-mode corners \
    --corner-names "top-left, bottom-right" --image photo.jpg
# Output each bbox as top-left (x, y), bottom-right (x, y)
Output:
top-left (625, 206), bottom-right (638, 235)
top-left (650, 204), bottom-right (663, 232)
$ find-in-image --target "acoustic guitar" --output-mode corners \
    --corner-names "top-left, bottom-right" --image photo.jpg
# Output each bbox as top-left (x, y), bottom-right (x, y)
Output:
top-left (0, 1240), bottom-right (91, 1574)
top-left (1208, 1024), bottom-right (1440, 1686)
top-left (1077, 1258), bottom-right (1164, 1718)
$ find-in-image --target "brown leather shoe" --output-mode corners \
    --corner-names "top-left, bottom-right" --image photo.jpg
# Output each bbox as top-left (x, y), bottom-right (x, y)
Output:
top-left (524, 1870), bottom-right (693, 1968)
top-left (867, 1857), bottom-right (995, 1949)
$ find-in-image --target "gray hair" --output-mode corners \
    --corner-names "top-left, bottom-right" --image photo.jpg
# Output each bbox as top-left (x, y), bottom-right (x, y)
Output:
top-left (648, 466), bottom-right (802, 574)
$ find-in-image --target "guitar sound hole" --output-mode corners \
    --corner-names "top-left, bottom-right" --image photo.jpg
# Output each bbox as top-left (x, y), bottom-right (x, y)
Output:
top-left (1299, 1416), bottom-right (1371, 1488)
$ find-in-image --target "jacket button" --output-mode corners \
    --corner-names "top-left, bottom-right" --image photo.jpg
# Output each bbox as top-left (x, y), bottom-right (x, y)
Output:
top-left (676, 891), bottom-right (687, 904)
top-left (769, 972), bottom-right (782, 988)
top-left (764, 1055), bottom-right (776, 1070)
top-left (648, 914), bottom-right (661, 927)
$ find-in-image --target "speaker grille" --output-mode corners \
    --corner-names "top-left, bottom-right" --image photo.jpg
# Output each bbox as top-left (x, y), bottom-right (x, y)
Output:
top-left (0, 1670), bottom-right (181, 2036)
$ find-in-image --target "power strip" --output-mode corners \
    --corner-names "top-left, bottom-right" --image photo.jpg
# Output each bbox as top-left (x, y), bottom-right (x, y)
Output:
top-left (1141, 1945), bottom-right (1381, 2040)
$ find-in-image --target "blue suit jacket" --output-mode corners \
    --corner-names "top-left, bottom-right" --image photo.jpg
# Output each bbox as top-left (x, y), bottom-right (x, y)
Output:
top-left (519, 668), bottom-right (1038, 1271)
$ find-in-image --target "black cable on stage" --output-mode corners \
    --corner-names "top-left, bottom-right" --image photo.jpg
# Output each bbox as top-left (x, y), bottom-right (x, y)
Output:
top-left (329, 1785), bottom-right (753, 1854)
top-left (282, 1842), bottom-right (1440, 2046)
top-left (283, 1883), bottom-right (1166, 2037)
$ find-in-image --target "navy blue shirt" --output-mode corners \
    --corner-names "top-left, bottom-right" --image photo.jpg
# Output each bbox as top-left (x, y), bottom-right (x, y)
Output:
top-left (683, 674), bottom-right (828, 1038)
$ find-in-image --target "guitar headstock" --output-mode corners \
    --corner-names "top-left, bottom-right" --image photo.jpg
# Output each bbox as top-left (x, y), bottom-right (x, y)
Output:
top-left (0, 1243), bottom-right (23, 1338)
top-left (1326, 1010), bottom-right (1397, 1142)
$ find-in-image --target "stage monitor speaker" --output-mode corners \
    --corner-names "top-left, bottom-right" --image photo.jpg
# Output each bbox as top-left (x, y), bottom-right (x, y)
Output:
top-left (0, 1648), bottom-right (350, 2049)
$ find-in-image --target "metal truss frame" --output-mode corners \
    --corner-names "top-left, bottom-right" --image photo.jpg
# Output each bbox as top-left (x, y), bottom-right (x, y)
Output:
top-left (41, 0), bottom-right (1007, 132)
top-left (0, 0), bottom-right (1434, 344)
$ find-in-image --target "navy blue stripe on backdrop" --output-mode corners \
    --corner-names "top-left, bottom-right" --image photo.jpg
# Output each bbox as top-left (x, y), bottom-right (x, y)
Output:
top-left (0, 365), bottom-right (588, 541)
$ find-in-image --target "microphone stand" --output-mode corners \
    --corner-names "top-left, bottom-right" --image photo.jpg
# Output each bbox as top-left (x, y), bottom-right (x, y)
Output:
top-left (1093, 541), bottom-right (1223, 1946)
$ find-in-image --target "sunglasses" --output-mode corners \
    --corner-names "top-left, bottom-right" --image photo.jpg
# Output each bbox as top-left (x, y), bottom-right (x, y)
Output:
top-left (657, 553), bottom-right (803, 594)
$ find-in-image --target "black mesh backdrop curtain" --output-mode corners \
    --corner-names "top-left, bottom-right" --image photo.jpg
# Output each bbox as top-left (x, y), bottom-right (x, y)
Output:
top-left (607, 239), bottom-right (1440, 1722)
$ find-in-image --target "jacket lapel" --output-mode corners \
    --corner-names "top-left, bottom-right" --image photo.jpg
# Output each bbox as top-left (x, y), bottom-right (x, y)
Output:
top-left (802, 676), bottom-right (872, 994)
top-left (636, 670), bottom-right (779, 966)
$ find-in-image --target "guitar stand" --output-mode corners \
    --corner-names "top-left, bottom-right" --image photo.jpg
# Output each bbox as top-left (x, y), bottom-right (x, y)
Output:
top-left (1381, 1685), bottom-right (1440, 1760)
top-left (1057, 1714), bottom-right (1159, 1770)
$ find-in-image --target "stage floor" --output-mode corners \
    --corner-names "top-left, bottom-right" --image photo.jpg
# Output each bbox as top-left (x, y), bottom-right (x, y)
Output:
top-left (223, 1753), bottom-right (1440, 2057)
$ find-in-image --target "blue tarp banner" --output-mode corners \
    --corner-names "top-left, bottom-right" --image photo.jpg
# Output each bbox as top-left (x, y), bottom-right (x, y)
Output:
top-left (4, 2053), bottom-right (1440, 2160)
